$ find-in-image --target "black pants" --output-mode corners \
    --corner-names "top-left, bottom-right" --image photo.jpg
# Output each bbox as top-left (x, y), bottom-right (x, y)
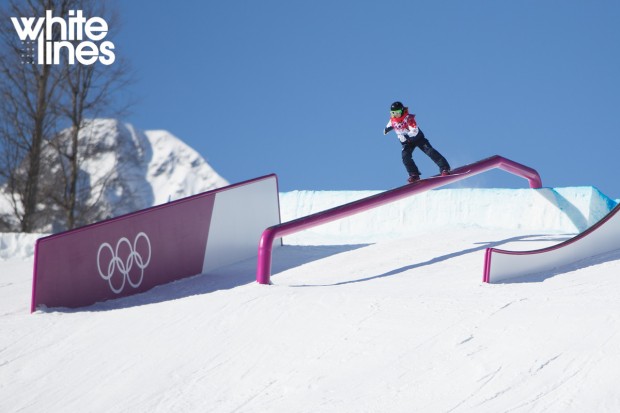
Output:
top-left (401, 132), bottom-right (450, 176)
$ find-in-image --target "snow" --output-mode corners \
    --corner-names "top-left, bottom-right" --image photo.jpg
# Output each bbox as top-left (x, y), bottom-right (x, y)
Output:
top-left (142, 127), bottom-right (229, 205)
top-left (82, 119), bottom-right (229, 210)
top-left (280, 186), bottom-right (617, 244)
top-left (1, 187), bottom-right (620, 412)
top-left (0, 119), bottom-right (228, 232)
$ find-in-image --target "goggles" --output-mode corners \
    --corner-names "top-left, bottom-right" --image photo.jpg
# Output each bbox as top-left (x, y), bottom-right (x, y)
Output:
top-left (390, 109), bottom-right (403, 118)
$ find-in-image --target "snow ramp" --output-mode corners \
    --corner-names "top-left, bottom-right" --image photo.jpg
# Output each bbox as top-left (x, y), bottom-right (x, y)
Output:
top-left (484, 202), bottom-right (620, 283)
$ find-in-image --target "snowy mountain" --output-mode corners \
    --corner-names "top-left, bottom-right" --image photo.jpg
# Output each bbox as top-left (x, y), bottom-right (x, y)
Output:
top-left (72, 118), bottom-right (228, 212)
top-left (1, 186), bottom-right (620, 412)
top-left (0, 119), bottom-right (228, 231)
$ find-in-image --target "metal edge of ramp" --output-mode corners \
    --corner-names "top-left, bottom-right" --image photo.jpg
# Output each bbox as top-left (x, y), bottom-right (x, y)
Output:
top-left (483, 203), bottom-right (620, 283)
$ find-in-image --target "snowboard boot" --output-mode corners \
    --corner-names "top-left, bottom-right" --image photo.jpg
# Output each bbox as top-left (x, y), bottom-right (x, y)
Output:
top-left (407, 174), bottom-right (420, 183)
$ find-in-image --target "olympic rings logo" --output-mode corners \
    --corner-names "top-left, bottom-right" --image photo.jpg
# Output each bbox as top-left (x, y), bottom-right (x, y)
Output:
top-left (97, 232), bottom-right (152, 294)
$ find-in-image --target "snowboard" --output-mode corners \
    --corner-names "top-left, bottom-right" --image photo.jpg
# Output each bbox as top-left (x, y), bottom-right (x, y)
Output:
top-left (409, 170), bottom-right (472, 184)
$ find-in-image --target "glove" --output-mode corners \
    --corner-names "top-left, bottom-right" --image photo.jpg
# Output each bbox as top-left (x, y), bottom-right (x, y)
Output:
top-left (383, 126), bottom-right (393, 135)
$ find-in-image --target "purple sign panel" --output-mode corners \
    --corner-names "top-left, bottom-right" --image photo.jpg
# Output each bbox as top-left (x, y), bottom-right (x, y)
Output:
top-left (31, 194), bottom-right (215, 311)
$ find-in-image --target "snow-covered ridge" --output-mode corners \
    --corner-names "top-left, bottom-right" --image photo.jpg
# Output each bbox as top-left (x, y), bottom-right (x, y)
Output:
top-left (142, 127), bottom-right (228, 205)
top-left (279, 186), bottom-right (617, 244)
top-left (3, 186), bottom-right (616, 260)
top-left (80, 119), bottom-right (229, 211)
top-left (0, 119), bottom-right (229, 232)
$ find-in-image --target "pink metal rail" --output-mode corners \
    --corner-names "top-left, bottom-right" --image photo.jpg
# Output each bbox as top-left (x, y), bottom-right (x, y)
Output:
top-left (256, 155), bottom-right (542, 284)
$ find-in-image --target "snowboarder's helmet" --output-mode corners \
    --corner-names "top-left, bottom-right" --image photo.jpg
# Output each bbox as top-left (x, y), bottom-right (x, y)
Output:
top-left (390, 101), bottom-right (404, 118)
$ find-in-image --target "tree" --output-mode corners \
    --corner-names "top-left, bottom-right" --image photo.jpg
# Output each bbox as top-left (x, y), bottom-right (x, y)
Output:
top-left (0, 0), bottom-right (69, 232)
top-left (0, 0), bottom-right (133, 232)
top-left (45, 0), bottom-right (133, 230)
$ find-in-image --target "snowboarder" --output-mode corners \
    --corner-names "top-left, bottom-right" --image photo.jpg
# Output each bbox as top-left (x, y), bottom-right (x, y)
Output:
top-left (383, 101), bottom-right (451, 183)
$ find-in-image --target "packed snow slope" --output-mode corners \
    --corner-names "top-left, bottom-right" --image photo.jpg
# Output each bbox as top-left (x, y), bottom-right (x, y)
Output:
top-left (1, 186), bottom-right (620, 412)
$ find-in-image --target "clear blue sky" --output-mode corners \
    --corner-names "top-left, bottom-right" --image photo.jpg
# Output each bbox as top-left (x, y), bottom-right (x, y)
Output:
top-left (112, 0), bottom-right (619, 198)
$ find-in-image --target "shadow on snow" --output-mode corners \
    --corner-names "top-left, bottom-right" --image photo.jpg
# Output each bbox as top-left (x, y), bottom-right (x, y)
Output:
top-left (290, 234), bottom-right (572, 287)
top-left (46, 233), bottom-right (615, 312)
top-left (46, 244), bottom-right (368, 312)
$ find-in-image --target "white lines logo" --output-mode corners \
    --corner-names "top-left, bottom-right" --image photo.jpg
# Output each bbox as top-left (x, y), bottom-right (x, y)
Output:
top-left (10, 10), bottom-right (116, 65)
top-left (97, 232), bottom-right (151, 294)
